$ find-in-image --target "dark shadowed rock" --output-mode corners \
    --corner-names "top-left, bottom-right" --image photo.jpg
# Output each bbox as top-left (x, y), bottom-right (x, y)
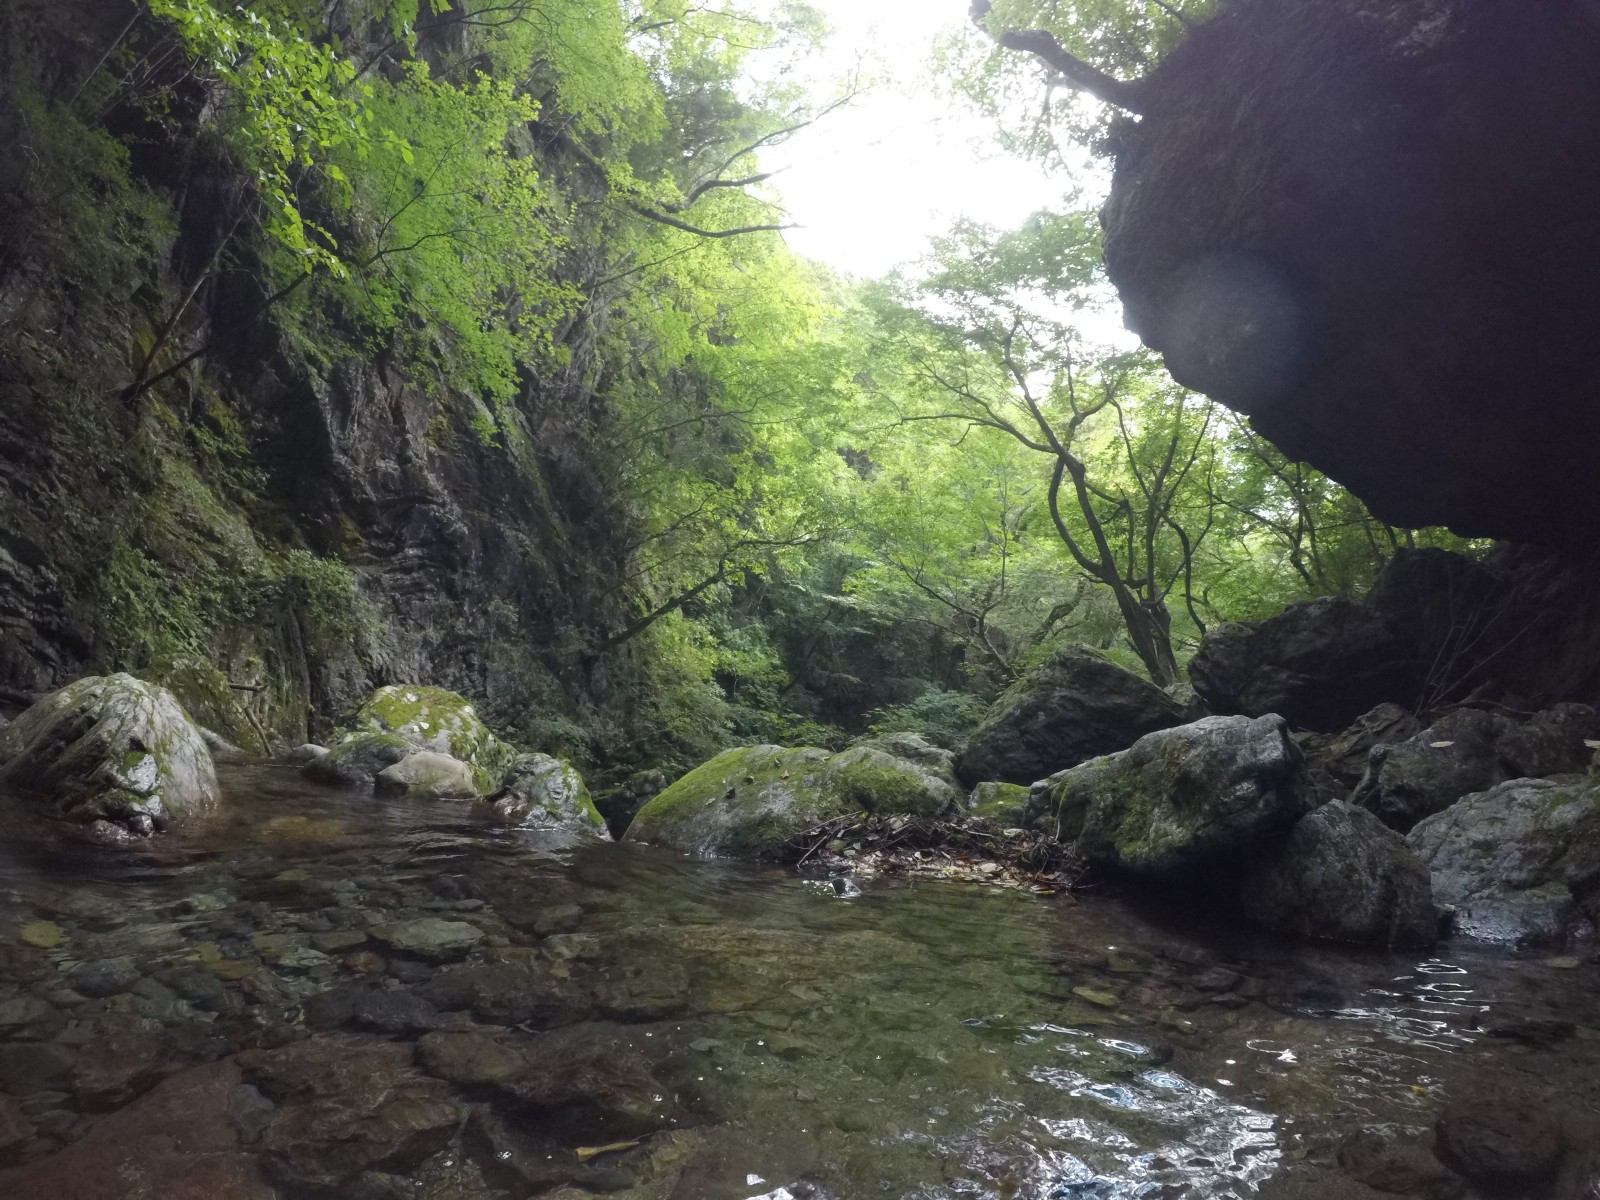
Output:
top-left (1336, 1128), bottom-right (1466, 1200)
top-left (1434, 1094), bottom-right (1563, 1196)
top-left (303, 732), bottom-right (413, 790)
top-left (1496, 703), bottom-right (1600, 779)
top-left (1353, 708), bottom-right (1514, 831)
top-left (1030, 714), bottom-right (1308, 882)
top-left (503, 1022), bottom-right (671, 1139)
top-left (957, 647), bottom-right (1184, 786)
top-left (487, 752), bottom-right (608, 837)
top-left (1303, 703), bottom-right (1424, 789)
top-left (1188, 599), bottom-right (1418, 734)
top-left (238, 1037), bottom-right (462, 1191)
top-left (1407, 778), bottom-right (1600, 945)
top-left (1241, 801), bottom-right (1436, 948)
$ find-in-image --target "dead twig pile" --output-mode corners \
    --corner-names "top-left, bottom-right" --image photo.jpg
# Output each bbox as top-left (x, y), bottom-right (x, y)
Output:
top-left (785, 812), bottom-right (1085, 895)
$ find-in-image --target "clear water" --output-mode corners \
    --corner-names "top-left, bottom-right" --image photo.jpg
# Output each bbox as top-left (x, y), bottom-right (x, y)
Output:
top-left (2, 762), bottom-right (1598, 1199)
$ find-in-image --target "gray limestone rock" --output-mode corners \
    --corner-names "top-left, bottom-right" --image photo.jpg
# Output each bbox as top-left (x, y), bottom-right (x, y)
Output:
top-left (488, 753), bottom-right (608, 837)
top-left (1353, 708), bottom-right (1515, 831)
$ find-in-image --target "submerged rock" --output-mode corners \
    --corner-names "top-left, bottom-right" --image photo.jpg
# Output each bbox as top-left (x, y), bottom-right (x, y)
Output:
top-left (1030, 714), bottom-right (1307, 882)
top-left (1188, 599), bottom-right (1418, 733)
top-left (488, 753), bottom-right (608, 837)
top-left (625, 741), bottom-right (960, 858)
top-left (956, 647), bottom-right (1185, 786)
top-left (1240, 801), bottom-right (1436, 948)
top-left (0, 673), bottom-right (218, 834)
top-left (238, 1038), bottom-right (462, 1192)
top-left (374, 750), bottom-right (478, 799)
top-left (1434, 1094), bottom-right (1564, 1197)
top-left (1407, 777), bottom-right (1600, 945)
top-left (1353, 708), bottom-right (1513, 831)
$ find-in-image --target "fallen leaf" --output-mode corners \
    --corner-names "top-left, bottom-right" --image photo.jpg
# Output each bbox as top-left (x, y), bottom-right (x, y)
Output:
top-left (576, 1139), bottom-right (642, 1162)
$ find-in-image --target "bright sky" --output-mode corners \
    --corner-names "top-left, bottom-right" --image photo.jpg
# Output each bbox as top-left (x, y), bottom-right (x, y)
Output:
top-left (751, 0), bottom-right (1078, 277)
top-left (751, 0), bottom-right (1134, 343)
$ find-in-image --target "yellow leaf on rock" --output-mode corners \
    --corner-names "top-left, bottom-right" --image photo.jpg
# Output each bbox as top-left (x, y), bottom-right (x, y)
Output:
top-left (575, 1140), bottom-right (641, 1162)
top-left (19, 921), bottom-right (63, 949)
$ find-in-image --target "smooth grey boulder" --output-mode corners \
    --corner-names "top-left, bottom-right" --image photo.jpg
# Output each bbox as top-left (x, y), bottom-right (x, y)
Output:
top-left (303, 731), bottom-right (413, 790)
top-left (1241, 801), bottom-right (1436, 948)
top-left (1188, 598), bottom-right (1419, 733)
top-left (956, 647), bottom-right (1185, 786)
top-left (0, 673), bottom-right (218, 834)
top-left (1029, 714), bottom-right (1308, 882)
top-left (625, 741), bottom-right (960, 858)
top-left (286, 743), bottom-right (329, 765)
top-left (489, 753), bottom-right (609, 838)
top-left (375, 751), bottom-right (479, 800)
top-left (1353, 708), bottom-right (1514, 831)
top-left (1407, 777), bottom-right (1600, 945)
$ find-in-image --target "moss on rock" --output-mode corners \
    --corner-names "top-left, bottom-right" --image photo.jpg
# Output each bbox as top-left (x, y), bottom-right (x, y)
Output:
top-left (488, 753), bottom-right (607, 838)
top-left (625, 741), bottom-right (963, 859)
top-left (346, 685), bottom-right (513, 792)
top-left (0, 673), bottom-right (218, 834)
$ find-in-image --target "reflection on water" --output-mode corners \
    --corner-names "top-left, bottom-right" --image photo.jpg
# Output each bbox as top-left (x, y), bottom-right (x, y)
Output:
top-left (1, 763), bottom-right (1598, 1198)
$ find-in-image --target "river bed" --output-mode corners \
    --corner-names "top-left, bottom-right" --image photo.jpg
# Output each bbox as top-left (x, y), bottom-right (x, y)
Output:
top-left (0, 762), bottom-right (1597, 1198)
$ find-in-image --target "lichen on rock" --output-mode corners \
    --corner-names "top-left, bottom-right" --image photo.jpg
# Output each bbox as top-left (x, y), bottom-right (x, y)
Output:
top-left (1029, 714), bottom-right (1308, 883)
top-left (488, 753), bottom-right (608, 838)
top-left (0, 673), bottom-right (219, 835)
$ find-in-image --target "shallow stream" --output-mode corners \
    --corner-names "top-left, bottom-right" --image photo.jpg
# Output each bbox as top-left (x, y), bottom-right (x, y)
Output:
top-left (1, 763), bottom-right (1598, 1198)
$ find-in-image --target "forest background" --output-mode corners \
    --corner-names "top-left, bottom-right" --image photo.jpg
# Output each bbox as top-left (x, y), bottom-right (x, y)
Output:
top-left (0, 0), bottom-right (1476, 789)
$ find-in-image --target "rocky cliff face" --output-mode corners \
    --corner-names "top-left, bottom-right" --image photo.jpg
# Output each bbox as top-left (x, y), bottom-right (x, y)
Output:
top-left (1102, 0), bottom-right (1600, 544)
top-left (0, 0), bottom-right (645, 759)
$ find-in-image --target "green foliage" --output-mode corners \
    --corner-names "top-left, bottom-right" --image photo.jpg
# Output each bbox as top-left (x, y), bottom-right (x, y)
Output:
top-left (866, 690), bottom-right (991, 753)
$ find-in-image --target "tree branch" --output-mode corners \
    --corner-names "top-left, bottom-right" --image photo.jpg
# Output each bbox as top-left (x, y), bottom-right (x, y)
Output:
top-left (970, 1), bottom-right (1150, 115)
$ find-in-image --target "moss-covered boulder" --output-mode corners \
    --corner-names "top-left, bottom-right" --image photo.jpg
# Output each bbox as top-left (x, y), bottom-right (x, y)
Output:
top-left (334, 685), bottom-right (513, 793)
top-left (303, 732), bottom-right (414, 790)
top-left (0, 674), bottom-right (218, 835)
top-left (625, 741), bottom-right (962, 858)
top-left (488, 753), bottom-right (608, 838)
top-left (134, 657), bottom-right (265, 755)
top-left (1031, 714), bottom-right (1308, 883)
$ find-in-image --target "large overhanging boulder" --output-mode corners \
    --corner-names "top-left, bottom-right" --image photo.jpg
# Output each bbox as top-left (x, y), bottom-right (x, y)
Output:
top-left (1096, 0), bottom-right (1600, 543)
